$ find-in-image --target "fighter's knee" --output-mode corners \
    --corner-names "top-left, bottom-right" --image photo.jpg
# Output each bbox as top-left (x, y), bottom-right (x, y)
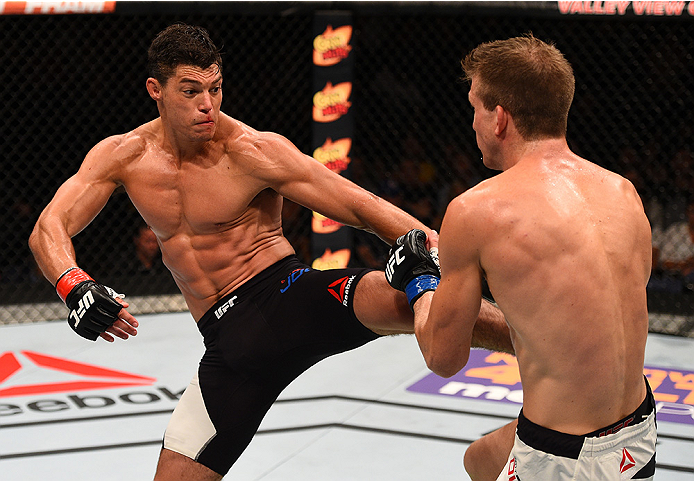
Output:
top-left (154, 448), bottom-right (222, 481)
top-left (353, 271), bottom-right (414, 334)
top-left (464, 439), bottom-right (504, 481)
top-left (463, 442), bottom-right (483, 480)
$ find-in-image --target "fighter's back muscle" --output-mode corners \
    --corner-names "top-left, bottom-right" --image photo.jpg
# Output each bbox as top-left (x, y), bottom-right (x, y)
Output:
top-left (478, 161), bottom-right (646, 317)
top-left (460, 154), bottom-right (651, 430)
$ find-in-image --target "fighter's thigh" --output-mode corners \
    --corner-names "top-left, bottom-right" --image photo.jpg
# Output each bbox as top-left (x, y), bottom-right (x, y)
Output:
top-left (153, 448), bottom-right (222, 481)
top-left (162, 373), bottom-right (216, 464)
top-left (463, 419), bottom-right (517, 481)
top-left (352, 270), bottom-right (413, 335)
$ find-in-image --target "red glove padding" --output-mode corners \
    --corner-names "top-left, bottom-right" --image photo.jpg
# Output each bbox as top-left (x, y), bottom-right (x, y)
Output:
top-left (56, 268), bottom-right (124, 341)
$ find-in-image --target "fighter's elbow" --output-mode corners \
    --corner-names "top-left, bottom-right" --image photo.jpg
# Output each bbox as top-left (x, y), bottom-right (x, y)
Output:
top-left (28, 216), bottom-right (53, 256)
top-left (424, 352), bottom-right (467, 378)
top-left (28, 224), bottom-right (42, 255)
top-left (426, 360), bottom-right (459, 378)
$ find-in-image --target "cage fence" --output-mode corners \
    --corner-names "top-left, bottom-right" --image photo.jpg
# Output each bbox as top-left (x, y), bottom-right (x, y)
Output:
top-left (1, 3), bottom-right (692, 337)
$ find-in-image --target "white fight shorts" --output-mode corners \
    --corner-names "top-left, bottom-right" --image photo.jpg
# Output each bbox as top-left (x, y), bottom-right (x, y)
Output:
top-left (497, 378), bottom-right (656, 480)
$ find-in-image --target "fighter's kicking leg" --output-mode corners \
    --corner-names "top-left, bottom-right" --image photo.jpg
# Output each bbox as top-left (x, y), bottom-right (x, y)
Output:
top-left (352, 271), bottom-right (414, 335)
top-left (463, 419), bottom-right (517, 481)
top-left (153, 448), bottom-right (222, 481)
top-left (354, 270), bottom-right (514, 354)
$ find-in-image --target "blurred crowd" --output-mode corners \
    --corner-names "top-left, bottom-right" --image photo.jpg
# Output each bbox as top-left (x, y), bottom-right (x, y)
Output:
top-left (3, 140), bottom-right (694, 303)
top-left (0, 199), bottom-right (177, 300)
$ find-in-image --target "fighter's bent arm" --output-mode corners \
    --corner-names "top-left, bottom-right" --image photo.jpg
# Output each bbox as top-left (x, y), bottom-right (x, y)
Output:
top-left (474, 299), bottom-right (513, 354)
top-left (29, 135), bottom-right (139, 341)
top-left (30, 137), bottom-right (124, 282)
top-left (413, 196), bottom-right (512, 377)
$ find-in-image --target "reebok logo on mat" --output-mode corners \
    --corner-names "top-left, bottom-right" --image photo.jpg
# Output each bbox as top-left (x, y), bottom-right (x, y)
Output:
top-left (0, 351), bottom-right (155, 398)
top-left (327, 275), bottom-right (356, 307)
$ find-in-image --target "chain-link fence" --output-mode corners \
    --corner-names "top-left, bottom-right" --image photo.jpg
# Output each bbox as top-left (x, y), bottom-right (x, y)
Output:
top-left (1, 3), bottom-right (693, 336)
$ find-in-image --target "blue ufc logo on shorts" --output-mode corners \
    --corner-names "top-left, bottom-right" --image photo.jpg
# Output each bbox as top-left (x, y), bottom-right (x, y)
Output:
top-left (280, 268), bottom-right (310, 293)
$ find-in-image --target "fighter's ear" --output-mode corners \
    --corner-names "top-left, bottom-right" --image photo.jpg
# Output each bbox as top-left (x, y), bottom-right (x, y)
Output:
top-left (494, 105), bottom-right (508, 137)
top-left (146, 77), bottom-right (162, 101)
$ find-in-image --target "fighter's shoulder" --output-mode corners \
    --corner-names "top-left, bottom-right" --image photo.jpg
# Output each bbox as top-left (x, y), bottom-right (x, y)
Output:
top-left (611, 168), bottom-right (640, 197)
top-left (583, 158), bottom-right (641, 201)
top-left (86, 122), bottom-right (153, 164)
top-left (447, 176), bottom-right (503, 220)
top-left (222, 115), bottom-right (299, 164)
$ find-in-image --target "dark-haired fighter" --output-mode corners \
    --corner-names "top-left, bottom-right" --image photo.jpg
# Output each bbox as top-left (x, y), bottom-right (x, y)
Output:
top-left (29, 23), bottom-right (510, 480)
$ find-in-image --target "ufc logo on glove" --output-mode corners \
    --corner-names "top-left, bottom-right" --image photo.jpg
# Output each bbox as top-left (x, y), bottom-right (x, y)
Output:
top-left (385, 246), bottom-right (406, 283)
top-left (56, 267), bottom-right (125, 341)
top-left (385, 230), bottom-right (440, 309)
top-left (68, 290), bottom-right (95, 327)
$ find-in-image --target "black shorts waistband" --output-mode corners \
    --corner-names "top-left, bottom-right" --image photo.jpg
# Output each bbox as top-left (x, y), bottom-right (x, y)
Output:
top-left (517, 377), bottom-right (655, 459)
top-left (197, 255), bottom-right (304, 333)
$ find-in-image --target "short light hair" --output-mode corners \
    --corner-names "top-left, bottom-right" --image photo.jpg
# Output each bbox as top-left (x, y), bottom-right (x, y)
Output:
top-left (461, 34), bottom-right (575, 140)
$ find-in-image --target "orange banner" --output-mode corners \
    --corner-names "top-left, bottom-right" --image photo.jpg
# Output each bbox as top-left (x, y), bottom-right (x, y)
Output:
top-left (312, 81), bottom-right (352, 123)
top-left (0, 1), bottom-right (115, 14)
top-left (313, 25), bottom-right (353, 66)
top-left (313, 137), bottom-right (352, 174)
top-left (311, 12), bottom-right (354, 269)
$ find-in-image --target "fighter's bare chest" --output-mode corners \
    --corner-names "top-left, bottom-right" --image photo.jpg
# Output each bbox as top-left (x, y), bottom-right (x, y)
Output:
top-left (123, 153), bottom-right (267, 236)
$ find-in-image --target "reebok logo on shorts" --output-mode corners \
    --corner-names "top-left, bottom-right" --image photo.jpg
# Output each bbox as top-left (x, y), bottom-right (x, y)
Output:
top-left (327, 275), bottom-right (356, 307)
top-left (620, 448), bottom-right (636, 473)
top-left (506, 457), bottom-right (520, 481)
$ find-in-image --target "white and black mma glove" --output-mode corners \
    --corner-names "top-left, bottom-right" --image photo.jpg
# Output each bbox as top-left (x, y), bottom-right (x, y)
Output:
top-left (56, 268), bottom-right (124, 341)
top-left (385, 229), bottom-right (440, 309)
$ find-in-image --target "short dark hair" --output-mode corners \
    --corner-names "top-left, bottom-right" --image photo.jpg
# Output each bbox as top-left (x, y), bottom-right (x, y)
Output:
top-left (461, 34), bottom-right (575, 140)
top-left (147, 23), bottom-right (222, 85)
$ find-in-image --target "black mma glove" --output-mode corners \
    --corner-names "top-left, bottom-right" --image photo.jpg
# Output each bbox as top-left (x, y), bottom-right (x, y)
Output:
top-left (56, 268), bottom-right (124, 341)
top-left (385, 229), bottom-right (440, 309)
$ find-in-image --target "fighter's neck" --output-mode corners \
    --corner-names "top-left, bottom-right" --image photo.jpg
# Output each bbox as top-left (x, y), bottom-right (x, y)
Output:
top-left (503, 137), bottom-right (570, 170)
top-left (157, 114), bottom-right (234, 162)
top-left (162, 132), bottom-right (213, 161)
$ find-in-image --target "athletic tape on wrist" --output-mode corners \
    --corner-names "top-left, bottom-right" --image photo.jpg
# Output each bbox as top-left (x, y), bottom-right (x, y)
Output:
top-left (405, 275), bottom-right (439, 306)
top-left (56, 267), bottom-right (93, 303)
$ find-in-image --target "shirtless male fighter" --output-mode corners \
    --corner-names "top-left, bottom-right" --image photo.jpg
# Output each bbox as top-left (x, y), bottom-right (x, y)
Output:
top-left (386, 35), bottom-right (656, 480)
top-left (29, 24), bottom-right (511, 481)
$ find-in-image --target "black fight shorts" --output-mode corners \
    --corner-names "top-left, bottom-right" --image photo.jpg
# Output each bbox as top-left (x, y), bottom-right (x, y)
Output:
top-left (163, 256), bottom-right (380, 475)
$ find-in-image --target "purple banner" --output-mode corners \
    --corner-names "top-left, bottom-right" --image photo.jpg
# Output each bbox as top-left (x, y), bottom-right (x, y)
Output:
top-left (407, 349), bottom-right (694, 426)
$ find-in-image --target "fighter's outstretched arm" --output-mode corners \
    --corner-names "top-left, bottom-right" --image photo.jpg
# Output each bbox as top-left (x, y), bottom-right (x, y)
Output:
top-left (474, 298), bottom-right (514, 355)
top-left (248, 132), bottom-right (437, 247)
